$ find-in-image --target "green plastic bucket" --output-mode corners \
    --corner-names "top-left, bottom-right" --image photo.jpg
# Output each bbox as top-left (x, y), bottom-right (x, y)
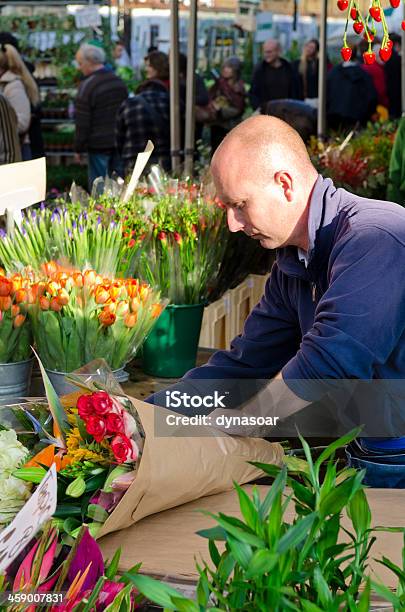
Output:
top-left (142, 303), bottom-right (204, 378)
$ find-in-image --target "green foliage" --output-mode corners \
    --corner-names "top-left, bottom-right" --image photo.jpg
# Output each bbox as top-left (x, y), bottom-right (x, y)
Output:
top-left (127, 428), bottom-right (405, 611)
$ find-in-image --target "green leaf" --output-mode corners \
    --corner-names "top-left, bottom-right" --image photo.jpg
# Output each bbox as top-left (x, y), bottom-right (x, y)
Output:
top-left (301, 601), bottom-right (324, 612)
top-left (376, 557), bottom-right (405, 583)
top-left (319, 472), bottom-right (364, 518)
top-left (170, 597), bottom-right (199, 612)
top-left (313, 566), bottom-right (332, 607)
top-left (370, 580), bottom-right (401, 606)
top-left (203, 512), bottom-right (265, 548)
top-left (63, 517), bottom-right (82, 535)
top-left (82, 576), bottom-right (106, 612)
top-left (314, 428), bottom-right (362, 474)
top-left (13, 466), bottom-right (47, 483)
top-left (259, 467), bottom-right (287, 518)
top-left (348, 488), bottom-right (371, 535)
top-left (123, 573), bottom-right (187, 610)
top-left (245, 549), bottom-right (278, 578)
top-left (33, 348), bottom-right (69, 442)
top-left (227, 534), bottom-right (252, 570)
top-left (105, 548), bottom-right (122, 581)
top-left (277, 513), bottom-right (317, 555)
top-left (234, 482), bottom-right (259, 531)
top-left (196, 526), bottom-right (227, 541)
top-left (208, 539), bottom-right (221, 567)
top-left (357, 579), bottom-right (371, 612)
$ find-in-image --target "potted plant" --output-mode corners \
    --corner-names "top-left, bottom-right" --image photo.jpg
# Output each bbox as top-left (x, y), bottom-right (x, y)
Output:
top-left (0, 273), bottom-right (33, 397)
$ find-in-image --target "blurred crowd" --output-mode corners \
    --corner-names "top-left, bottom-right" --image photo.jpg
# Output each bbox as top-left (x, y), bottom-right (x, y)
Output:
top-left (0, 30), bottom-right (402, 189)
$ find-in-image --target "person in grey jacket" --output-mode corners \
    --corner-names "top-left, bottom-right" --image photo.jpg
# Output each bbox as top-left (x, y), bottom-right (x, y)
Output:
top-left (0, 92), bottom-right (21, 164)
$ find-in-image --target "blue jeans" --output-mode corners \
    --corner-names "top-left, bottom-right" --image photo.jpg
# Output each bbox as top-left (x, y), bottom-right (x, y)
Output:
top-left (88, 151), bottom-right (123, 192)
top-left (346, 439), bottom-right (405, 488)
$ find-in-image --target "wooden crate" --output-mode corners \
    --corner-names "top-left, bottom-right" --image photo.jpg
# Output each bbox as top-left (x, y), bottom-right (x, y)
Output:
top-left (199, 291), bottom-right (232, 350)
top-left (247, 273), bottom-right (270, 308)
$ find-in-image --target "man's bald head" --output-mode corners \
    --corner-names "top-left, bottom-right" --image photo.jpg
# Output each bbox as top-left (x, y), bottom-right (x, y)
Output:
top-left (263, 39), bottom-right (281, 64)
top-left (210, 116), bottom-right (318, 251)
top-left (212, 115), bottom-right (317, 191)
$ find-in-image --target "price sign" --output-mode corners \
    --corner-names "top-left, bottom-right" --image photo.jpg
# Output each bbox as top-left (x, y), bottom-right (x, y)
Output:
top-left (0, 464), bottom-right (57, 574)
top-left (74, 7), bottom-right (102, 29)
top-left (0, 157), bottom-right (46, 232)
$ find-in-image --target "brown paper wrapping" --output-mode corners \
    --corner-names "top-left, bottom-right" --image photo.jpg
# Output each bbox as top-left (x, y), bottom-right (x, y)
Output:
top-left (97, 397), bottom-right (284, 538)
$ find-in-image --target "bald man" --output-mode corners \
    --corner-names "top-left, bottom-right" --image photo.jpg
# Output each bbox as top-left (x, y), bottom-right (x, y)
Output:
top-left (250, 39), bottom-right (299, 112)
top-left (149, 116), bottom-right (405, 487)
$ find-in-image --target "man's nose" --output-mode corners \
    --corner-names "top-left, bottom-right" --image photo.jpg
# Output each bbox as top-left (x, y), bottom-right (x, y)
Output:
top-left (227, 207), bottom-right (244, 233)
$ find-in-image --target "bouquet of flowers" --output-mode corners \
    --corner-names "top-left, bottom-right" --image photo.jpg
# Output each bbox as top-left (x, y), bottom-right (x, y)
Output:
top-left (0, 204), bottom-right (126, 277)
top-left (26, 262), bottom-right (165, 372)
top-left (6, 359), bottom-right (145, 540)
top-left (1, 523), bottom-right (143, 610)
top-left (0, 272), bottom-right (32, 363)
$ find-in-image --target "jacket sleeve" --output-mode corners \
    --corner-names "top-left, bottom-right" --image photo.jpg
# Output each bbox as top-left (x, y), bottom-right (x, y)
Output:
top-left (74, 83), bottom-right (92, 153)
top-left (146, 264), bottom-right (302, 410)
top-left (5, 80), bottom-right (30, 135)
top-left (249, 65), bottom-right (262, 110)
top-left (387, 118), bottom-right (405, 205)
top-left (282, 227), bottom-right (405, 397)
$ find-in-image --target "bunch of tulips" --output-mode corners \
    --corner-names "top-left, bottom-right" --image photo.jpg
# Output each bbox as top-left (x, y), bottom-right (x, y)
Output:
top-left (0, 272), bottom-right (32, 363)
top-left (25, 261), bottom-right (165, 372)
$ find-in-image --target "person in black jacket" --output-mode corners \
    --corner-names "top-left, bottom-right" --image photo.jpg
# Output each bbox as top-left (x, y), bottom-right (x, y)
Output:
top-left (326, 45), bottom-right (377, 130)
top-left (384, 32), bottom-right (401, 119)
top-left (250, 39), bottom-right (298, 112)
top-left (74, 43), bottom-right (128, 190)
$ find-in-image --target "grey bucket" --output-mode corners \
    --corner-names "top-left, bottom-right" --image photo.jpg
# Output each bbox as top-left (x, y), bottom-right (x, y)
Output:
top-left (45, 366), bottom-right (129, 396)
top-left (0, 358), bottom-right (34, 398)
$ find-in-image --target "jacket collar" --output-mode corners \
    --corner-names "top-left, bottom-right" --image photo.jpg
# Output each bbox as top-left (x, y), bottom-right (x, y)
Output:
top-left (277, 175), bottom-right (348, 279)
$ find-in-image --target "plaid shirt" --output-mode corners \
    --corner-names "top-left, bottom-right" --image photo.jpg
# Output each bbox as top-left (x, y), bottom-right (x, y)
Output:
top-left (116, 81), bottom-right (171, 173)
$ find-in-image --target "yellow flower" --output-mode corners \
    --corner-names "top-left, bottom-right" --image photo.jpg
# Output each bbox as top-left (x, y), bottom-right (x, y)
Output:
top-left (66, 428), bottom-right (111, 465)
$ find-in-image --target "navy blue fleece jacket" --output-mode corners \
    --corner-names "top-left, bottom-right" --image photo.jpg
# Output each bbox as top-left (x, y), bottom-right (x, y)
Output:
top-left (149, 176), bottom-right (405, 411)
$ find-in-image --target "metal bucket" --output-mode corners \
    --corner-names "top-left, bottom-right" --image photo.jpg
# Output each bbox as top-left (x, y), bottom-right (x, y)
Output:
top-left (0, 359), bottom-right (34, 398)
top-left (45, 366), bottom-right (129, 396)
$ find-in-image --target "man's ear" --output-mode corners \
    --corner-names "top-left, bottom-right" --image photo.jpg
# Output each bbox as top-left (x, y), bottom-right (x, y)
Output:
top-left (274, 171), bottom-right (293, 202)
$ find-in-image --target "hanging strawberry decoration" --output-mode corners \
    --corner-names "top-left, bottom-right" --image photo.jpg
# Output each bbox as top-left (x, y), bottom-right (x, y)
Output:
top-left (341, 46), bottom-right (353, 61)
top-left (341, 0), bottom-right (401, 64)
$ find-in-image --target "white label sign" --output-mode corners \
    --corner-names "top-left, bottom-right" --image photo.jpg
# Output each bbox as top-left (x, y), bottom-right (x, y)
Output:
top-left (255, 12), bottom-right (274, 43)
top-left (75, 7), bottom-right (102, 29)
top-left (0, 464), bottom-right (57, 573)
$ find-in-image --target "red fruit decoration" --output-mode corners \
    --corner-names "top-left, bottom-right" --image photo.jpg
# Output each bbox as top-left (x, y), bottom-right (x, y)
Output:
top-left (341, 46), bottom-right (352, 61)
top-left (363, 30), bottom-right (375, 42)
top-left (337, 0), bottom-right (349, 10)
top-left (379, 46), bottom-right (392, 62)
top-left (369, 6), bottom-right (382, 21)
top-left (353, 21), bottom-right (364, 34)
top-left (402, 20), bottom-right (405, 31)
top-left (390, 0), bottom-right (400, 7)
top-left (350, 7), bottom-right (358, 19)
top-left (363, 51), bottom-right (376, 64)
top-left (386, 39), bottom-right (394, 49)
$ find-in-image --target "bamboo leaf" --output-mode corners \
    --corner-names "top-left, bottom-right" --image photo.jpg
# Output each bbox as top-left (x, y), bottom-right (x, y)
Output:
top-left (124, 573), bottom-right (188, 610)
top-left (277, 513), bottom-right (317, 555)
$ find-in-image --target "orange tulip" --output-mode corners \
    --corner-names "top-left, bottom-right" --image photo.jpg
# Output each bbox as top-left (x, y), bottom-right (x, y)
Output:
top-left (50, 297), bottom-right (62, 312)
top-left (42, 261), bottom-right (58, 276)
top-left (11, 304), bottom-right (20, 317)
top-left (11, 274), bottom-right (23, 292)
top-left (84, 270), bottom-right (97, 287)
top-left (13, 314), bottom-right (26, 328)
top-left (130, 297), bottom-right (140, 312)
top-left (94, 285), bottom-right (109, 305)
top-left (57, 288), bottom-right (69, 306)
top-left (109, 283), bottom-right (122, 300)
top-left (140, 284), bottom-right (149, 301)
top-left (126, 280), bottom-right (139, 298)
top-left (15, 288), bottom-right (28, 303)
top-left (103, 302), bottom-right (116, 314)
top-left (0, 277), bottom-right (12, 297)
top-left (116, 300), bottom-right (129, 317)
top-left (98, 310), bottom-right (116, 326)
top-left (46, 281), bottom-right (60, 297)
top-left (0, 296), bottom-right (12, 310)
top-left (151, 303), bottom-right (163, 319)
top-left (39, 296), bottom-right (50, 310)
top-left (124, 312), bottom-right (137, 328)
top-left (73, 273), bottom-right (84, 288)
